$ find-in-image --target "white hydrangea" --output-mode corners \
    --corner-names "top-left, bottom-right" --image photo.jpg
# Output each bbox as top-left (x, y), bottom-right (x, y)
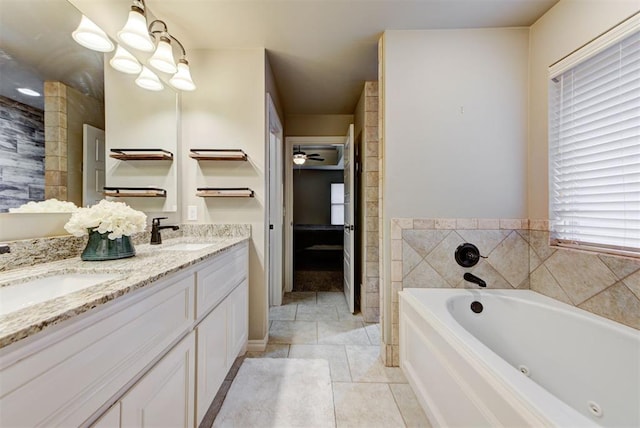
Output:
top-left (64, 200), bottom-right (147, 240)
top-left (9, 198), bottom-right (79, 213)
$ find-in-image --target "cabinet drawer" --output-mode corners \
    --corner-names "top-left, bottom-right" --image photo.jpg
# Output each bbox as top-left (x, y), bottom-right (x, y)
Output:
top-left (0, 273), bottom-right (194, 427)
top-left (196, 242), bottom-right (248, 318)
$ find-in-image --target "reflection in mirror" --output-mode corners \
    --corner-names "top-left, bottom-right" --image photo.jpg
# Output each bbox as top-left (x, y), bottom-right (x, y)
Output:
top-left (0, 0), bottom-right (105, 211)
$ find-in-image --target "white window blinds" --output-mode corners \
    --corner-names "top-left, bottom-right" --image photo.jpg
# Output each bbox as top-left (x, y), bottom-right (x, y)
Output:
top-left (548, 20), bottom-right (640, 255)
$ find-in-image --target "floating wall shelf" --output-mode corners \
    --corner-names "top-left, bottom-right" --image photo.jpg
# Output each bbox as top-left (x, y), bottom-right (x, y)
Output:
top-left (104, 187), bottom-right (167, 198)
top-left (196, 187), bottom-right (254, 198)
top-left (189, 149), bottom-right (247, 161)
top-left (110, 149), bottom-right (174, 161)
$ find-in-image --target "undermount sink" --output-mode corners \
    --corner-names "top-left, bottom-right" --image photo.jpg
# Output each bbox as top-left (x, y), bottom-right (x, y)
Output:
top-left (0, 272), bottom-right (120, 316)
top-left (158, 243), bottom-right (215, 251)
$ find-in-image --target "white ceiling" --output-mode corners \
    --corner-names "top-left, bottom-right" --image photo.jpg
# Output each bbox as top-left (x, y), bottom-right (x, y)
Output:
top-left (147, 0), bottom-right (560, 114)
top-left (1, 0), bottom-right (560, 114)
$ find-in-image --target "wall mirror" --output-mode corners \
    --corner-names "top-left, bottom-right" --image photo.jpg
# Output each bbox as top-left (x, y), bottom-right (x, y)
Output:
top-left (0, 0), bottom-right (179, 240)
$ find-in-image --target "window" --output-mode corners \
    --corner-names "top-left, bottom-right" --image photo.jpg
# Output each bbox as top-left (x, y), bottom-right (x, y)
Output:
top-left (331, 183), bottom-right (344, 225)
top-left (548, 15), bottom-right (640, 256)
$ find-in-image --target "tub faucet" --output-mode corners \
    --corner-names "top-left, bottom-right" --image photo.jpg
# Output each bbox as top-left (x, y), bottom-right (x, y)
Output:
top-left (150, 217), bottom-right (180, 245)
top-left (464, 272), bottom-right (486, 288)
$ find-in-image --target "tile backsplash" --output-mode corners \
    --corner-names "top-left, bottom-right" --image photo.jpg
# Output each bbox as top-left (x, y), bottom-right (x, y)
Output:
top-left (389, 217), bottom-right (640, 366)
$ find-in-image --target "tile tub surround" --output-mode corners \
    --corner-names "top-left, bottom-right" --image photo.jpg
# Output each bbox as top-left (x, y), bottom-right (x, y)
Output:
top-left (386, 218), bottom-right (640, 366)
top-left (0, 234), bottom-right (249, 349)
top-left (0, 223), bottom-right (250, 272)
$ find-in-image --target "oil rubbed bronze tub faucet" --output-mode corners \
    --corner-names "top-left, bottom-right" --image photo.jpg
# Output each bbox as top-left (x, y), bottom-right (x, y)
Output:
top-left (150, 217), bottom-right (179, 245)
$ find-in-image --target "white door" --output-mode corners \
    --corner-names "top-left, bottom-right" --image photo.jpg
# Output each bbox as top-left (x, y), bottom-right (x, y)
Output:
top-left (343, 124), bottom-right (355, 313)
top-left (267, 95), bottom-right (284, 306)
top-left (82, 124), bottom-right (105, 207)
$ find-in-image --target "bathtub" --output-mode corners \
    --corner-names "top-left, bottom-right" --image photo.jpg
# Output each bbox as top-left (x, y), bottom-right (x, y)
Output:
top-left (399, 289), bottom-right (640, 428)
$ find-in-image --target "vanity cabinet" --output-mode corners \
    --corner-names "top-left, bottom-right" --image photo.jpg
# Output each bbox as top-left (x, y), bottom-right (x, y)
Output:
top-left (0, 241), bottom-right (248, 428)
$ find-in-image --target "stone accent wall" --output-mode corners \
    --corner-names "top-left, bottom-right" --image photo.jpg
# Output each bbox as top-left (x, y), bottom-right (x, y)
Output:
top-left (0, 96), bottom-right (45, 212)
top-left (361, 81), bottom-right (380, 323)
top-left (384, 217), bottom-right (640, 366)
top-left (44, 81), bottom-right (68, 201)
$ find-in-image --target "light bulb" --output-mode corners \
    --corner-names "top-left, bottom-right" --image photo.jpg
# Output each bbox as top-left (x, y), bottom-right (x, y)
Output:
top-left (169, 59), bottom-right (196, 91)
top-left (109, 45), bottom-right (142, 74)
top-left (293, 154), bottom-right (306, 165)
top-left (135, 66), bottom-right (164, 91)
top-left (72, 15), bottom-right (114, 52)
top-left (117, 5), bottom-right (154, 52)
top-left (149, 36), bottom-right (177, 73)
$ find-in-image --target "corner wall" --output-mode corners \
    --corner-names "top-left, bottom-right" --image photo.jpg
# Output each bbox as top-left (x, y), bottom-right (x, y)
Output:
top-left (180, 48), bottom-right (269, 342)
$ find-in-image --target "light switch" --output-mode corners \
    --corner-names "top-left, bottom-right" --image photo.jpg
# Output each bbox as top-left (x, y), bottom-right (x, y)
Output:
top-left (187, 205), bottom-right (197, 221)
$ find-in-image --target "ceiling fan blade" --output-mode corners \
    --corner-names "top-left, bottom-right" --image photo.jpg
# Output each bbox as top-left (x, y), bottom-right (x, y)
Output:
top-left (308, 157), bottom-right (325, 161)
top-left (307, 153), bottom-right (321, 157)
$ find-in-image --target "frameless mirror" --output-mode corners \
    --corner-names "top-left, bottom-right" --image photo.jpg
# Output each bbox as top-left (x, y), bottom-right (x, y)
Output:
top-left (0, 0), bottom-right (105, 212)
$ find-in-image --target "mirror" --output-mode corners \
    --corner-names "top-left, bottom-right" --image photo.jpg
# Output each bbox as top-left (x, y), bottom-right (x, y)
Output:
top-left (0, 0), bottom-right (105, 212)
top-left (0, 0), bottom-right (180, 241)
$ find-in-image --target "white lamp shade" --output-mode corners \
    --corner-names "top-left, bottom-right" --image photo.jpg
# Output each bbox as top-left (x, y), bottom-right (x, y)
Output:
top-left (135, 66), bottom-right (164, 91)
top-left (72, 15), bottom-right (114, 52)
top-left (169, 61), bottom-right (196, 91)
top-left (149, 38), bottom-right (177, 74)
top-left (109, 45), bottom-right (142, 74)
top-left (117, 9), bottom-right (154, 52)
top-left (293, 154), bottom-right (306, 165)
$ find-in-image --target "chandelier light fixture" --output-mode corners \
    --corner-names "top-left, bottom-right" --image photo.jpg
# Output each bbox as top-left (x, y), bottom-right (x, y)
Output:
top-left (293, 153), bottom-right (306, 165)
top-left (72, 0), bottom-right (196, 92)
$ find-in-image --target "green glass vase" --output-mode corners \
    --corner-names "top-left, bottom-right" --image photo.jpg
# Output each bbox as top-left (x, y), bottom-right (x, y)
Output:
top-left (81, 230), bottom-right (136, 261)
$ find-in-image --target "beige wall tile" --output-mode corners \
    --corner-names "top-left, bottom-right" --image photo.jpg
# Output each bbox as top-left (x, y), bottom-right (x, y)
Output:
top-left (365, 156), bottom-right (379, 172)
top-left (403, 261), bottom-right (450, 289)
top-left (598, 255), bottom-right (640, 280)
top-left (365, 138), bottom-right (378, 155)
top-left (456, 218), bottom-right (478, 229)
top-left (391, 261), bottom-right (403, 282)
top-left (365, 111), bottom-right (378, 126)
top-left (487, 231), bottom-right (529, 287)
top-left (391, 239), bottom-right (403, 261)
top-left (403, 229), bottom-right (449, 258)
top-left (425, 232), bottom-right (466, 286)
top-left (579, 282), bottom-right (640, 329)
top-left (478, 218), bottom-right (500, 229)
top-left (623, 270), bottom-right (640, 300)
top-left (544, 249), bottom-right (618, 305)
top-left (365, 96), bottom-right (379, 112)
top-left (413, 218), bottom-right (435, 229)
top-left (500, 219), bottom-right (524, 229)
top-left (457, 229), bottom-right (511, 256)
top-left (365, 171), bottom-right (378, 184)
top-left (529, 219), bottom-right (549, 231)
top-left (434, 218), bottom-right (456, 229)
top-left (530, 265), bottom-right (572, 304)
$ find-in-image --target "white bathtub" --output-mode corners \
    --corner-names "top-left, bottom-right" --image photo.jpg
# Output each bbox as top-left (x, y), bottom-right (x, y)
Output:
top-left (399, 289), bottom-right (640, 428)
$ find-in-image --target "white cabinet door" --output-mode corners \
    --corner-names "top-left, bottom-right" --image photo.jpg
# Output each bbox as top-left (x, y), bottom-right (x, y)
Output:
top-left (121, 333), bottom-right (195, 428)
top-left (226, 279), bottom-right (248, 363)
top-left (195, 304), bottom-right (228, 424)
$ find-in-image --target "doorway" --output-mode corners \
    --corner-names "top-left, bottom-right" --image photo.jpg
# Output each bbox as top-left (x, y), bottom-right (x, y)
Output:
top-left (283, 132), bottom-right (361, 314)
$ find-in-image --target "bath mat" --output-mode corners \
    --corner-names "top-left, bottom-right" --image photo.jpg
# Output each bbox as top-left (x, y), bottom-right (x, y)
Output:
top-left (213, 358), bottom-right (335, 428)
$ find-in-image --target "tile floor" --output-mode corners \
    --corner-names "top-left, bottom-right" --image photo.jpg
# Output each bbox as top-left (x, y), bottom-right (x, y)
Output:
top-left (204, 291), bottom-right (430, 428)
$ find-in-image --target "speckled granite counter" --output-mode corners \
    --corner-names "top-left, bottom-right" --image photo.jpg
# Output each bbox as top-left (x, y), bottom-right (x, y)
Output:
top-left (0, 235), bottom-right (249, 349)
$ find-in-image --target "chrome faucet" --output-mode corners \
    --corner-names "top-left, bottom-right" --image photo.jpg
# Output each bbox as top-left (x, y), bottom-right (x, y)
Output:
top-left (150, 217), bottom-right (179, 245)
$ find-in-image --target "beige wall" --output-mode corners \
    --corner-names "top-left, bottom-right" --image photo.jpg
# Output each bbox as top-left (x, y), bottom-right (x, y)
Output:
top-left (527, 0), bottom-right (639, 219)
top-left (181, 48), bottom-right (270, 342)
top-left (285, 114), bottom-right (353, 136)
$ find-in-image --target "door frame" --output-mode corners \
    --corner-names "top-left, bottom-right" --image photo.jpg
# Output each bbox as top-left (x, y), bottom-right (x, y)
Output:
top-left (284, 136), bottom-right (345, 293)
top-left (266, 94), bottom-right (284, 306)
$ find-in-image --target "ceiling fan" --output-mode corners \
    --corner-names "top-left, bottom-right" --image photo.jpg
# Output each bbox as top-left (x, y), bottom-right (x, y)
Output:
top-left (293, 146), bottom-right (324, 165)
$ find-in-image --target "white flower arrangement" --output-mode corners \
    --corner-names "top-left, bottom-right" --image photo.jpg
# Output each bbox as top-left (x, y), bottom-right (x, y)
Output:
top-left (9, 198), bottom-right (78, 213)
top-left (64, 200), bottom-right (147, 240)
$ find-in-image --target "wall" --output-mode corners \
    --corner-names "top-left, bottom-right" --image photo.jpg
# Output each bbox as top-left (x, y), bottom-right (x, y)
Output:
top-left (0, 96), bottom-right (44, 211)
top-left (293, 170), bottom-right (343, 224)
top-left (354, 82), bottom-right (381, 323)
top-left (66, 85), bottom-right (104, 207)
top-left (527, 0), bottom-right (639, 219)
top-left (181, 48), bottom-right (270, 343)
top-left (380, 27), bottom-right (530, 363)
top-left (285, 114), bottom-right (353, 136)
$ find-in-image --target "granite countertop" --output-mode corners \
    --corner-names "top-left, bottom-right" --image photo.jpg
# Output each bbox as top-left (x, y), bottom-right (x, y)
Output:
top-left (0, 236), bottom-right (249, 350)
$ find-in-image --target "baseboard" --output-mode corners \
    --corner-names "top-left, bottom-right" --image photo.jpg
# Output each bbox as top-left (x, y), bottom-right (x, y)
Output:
top-left (246, 333), bottom-right (268, 352)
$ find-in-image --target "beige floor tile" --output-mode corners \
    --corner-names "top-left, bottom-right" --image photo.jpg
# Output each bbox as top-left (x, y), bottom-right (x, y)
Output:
top-left (289, 344), bottom-right (352, 382)
top-left (336, 304), bottom-right (364, 321)
top-left (364, 323), bottom-right (381, 345)
top-left (269, 320), bottom-right (317, 344)
top-left (269, 304), bottom-right (298, 321)
top-left (390, 384), bottom-right (431, 427)
top-left (346, 345), bottom-right (406, 383)
top-left (283, 291), bottom-right (317, 305)
top-left (317, 291), bottom-right (347, 306)
top-left (296, 304), bottom-right (339, 321)
top-left (333, 382), bottom-right (405, 428)
top-left (245, 344), bottom-right (290, 358)
top-left (318, 320), bottom-right (371, 345)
